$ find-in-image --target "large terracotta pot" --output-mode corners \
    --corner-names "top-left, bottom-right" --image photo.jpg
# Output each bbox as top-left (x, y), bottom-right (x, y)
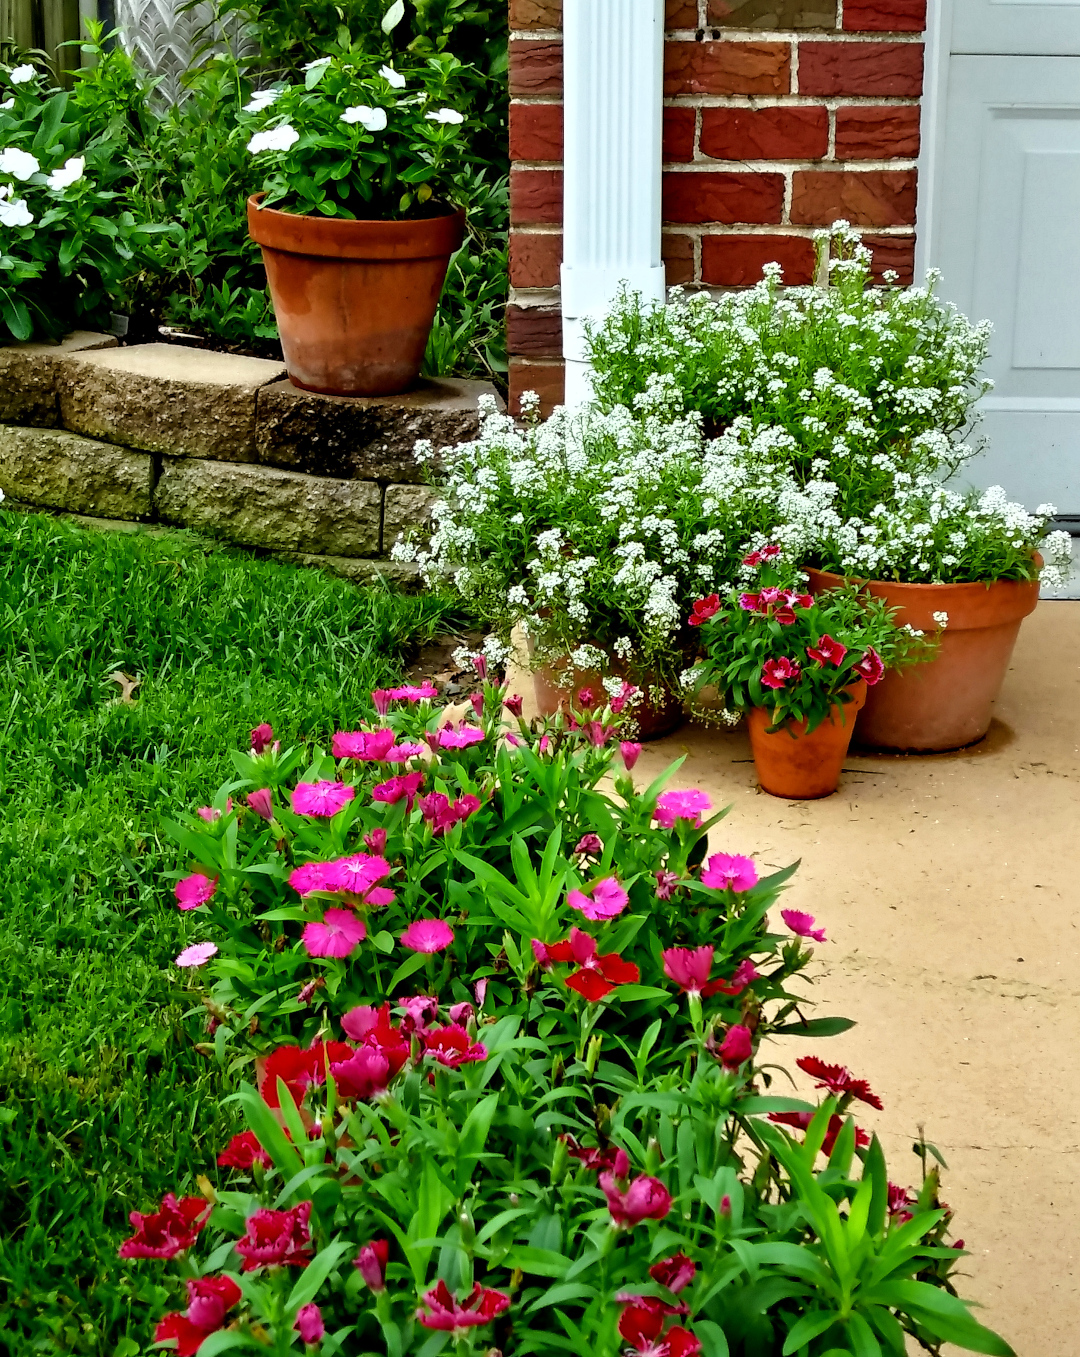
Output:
top-left (248, 195), bottom-right (465, 396)
top-left (806, 567), bottom-right (1040, 752)
top-left (532, 657), bottom-right (684, 741)
top-left (746, 682), bottom-right (866, 800)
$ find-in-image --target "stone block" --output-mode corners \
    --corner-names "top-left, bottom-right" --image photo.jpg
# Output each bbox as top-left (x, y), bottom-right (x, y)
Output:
top-left (0, 331), bottom-right (117, 426)
top-left (383, 484), bottom-right (437, 554)
top-left (0, 424), bottom-right (153, 518)
top-left (58, 343), bottom-right (286, 461)
top-left (254, 377), bottom-right (500, 482)
top-left (276, 553), bottom-right (421, 588)
top-left (153, 458), bottom-right (382, 557)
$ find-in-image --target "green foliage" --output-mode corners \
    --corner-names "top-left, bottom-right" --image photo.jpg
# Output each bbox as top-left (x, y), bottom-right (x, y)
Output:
top-left (0, 510), bottom-right (458, 1354)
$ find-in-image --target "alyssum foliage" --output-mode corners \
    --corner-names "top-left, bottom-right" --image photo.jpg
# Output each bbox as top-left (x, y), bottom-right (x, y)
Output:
top-left (123, 675), bottom-right (1014, 1357)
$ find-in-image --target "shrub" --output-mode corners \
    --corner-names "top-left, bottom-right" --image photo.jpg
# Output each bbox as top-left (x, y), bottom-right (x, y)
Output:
top-left (120, 675), bottom-right (1015, 1357)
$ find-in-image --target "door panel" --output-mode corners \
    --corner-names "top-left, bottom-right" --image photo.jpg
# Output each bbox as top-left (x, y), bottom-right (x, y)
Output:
top-left (953, 0), bottom-right (1080, 58)
top-left (936, 55), bottom-right (1080, 508)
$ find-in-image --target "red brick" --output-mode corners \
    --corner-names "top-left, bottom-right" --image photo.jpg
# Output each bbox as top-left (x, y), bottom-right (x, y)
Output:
top-left (507, 305), bottom-right (562, 357)
top-left (843, 0), bottom-right (925, 31)
top-left (863, 232), bottom-right (916, 283)
top-left (834, 105), bottom-right (920, 159)
top-left (510, 359), bottom-right (565, 418)
top-left (510, 231), bottom-right (563, 288)
top-left (708, 0), bottom-right (836, 25)
top-left (701, 233), bottom-right (816, 285)
top-left (509, 102), bottom-right (563, 162)
top-left (797, 41), bottom-right (923, 96)
top-left (666, 0), bottom-right (700, 23)
top-left (662, 232), bottom-right (697, 284)
top-left (511, 169), bottom-right (563, 225)
top-left (509, 40), bottom-right (563, 96)
top-left (700, 106), bottom-right (828, 160)
top-left (663, 107), bottom-right (697, 162)
top-left (790, 169), bottom-right (917, 225)
top-left (509, 0), bottom-right (561, 30)
top-left (663, 170), bottom-right (785, 223)
top-left (664, 40), bottom-right (790, 96)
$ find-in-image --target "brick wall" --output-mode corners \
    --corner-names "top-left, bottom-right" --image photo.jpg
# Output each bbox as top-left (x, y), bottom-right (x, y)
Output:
top-left (507, 0), bottom-right (924, 412)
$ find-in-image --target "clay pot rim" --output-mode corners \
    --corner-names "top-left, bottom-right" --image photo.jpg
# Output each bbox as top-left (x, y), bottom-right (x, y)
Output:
top-left (247, 193), bottom-right (466, 260)
top-left (755, 677), bottom-right (867, 736)
top-left (806, 565), bottom-right (1040, 631)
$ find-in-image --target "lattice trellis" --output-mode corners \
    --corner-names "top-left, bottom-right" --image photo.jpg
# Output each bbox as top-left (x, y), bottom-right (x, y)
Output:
top-left (114, 0), bottom-right (254, 104)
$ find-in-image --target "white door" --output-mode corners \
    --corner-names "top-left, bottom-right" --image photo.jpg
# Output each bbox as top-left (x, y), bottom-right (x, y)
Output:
top-left (929, 0), bottom-right (1080, 517)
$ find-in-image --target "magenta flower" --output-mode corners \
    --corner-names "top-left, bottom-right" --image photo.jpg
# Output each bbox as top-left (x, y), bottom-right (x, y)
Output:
top-left (118, 1194), bottom-right (211, 1259)
top-left (574, 832), bottom-right (604, 855)
top-left (291, 781), bottom-right (356, 818)
top-left (372, 771), bottom-right (425, 808)
top-left (329, 853), bottom-right (392, 896)
top-left (302, 909), bottom-right (367, 959)
top-left (807, 634), bottom-right (848, 667)
top-left (702, 958), bottom-right (760, 997)
top-left (401, 918), bottom-right (454, 953)
top-left (394, 994), bottom-right (439, 1033)
top-left (504, 693), bottom-right (523, 717)
top-left (700, 853), bottom-right (758, 893)
top-left (235, 1201), bottom-right (313, 1272)
top-left (781, 909), bottom-right (827, 943)
top-left (761, 657), bottom-right (801, 690)
top-left (371, 689), bottom-right (392, 715)
top-left (601, 1172), bottom-right (673, 1229)
top-left (419, 792), bottom-right (481, 836)
top-left (796, 1055), bottom-right (883, 1109)
top-left (196, 804), bottom-right (221, 824)
top-left (655, 869), bottom-right (680, 901)
top-left (288, 861), bottom-right (336, 897)
top-left (175, 941), bottom-right (218, 968)
top-left (386, 741), bottom-right (427, 763)
top-left (364, 827), bottom-right (388, 854)
top-left (649, 1253), bottom-right (696, 1294)
top-left (295, 1303), bottom-right (324, 1343)
top-left (434, 724), bottom-right (485, 750)
top-left (174, 873), bottom-right (217, 910)
top-left (688, 594), bottom-right (720, 627)
top-left (421, 1024), bottom-right (488, 1068)
top-left (389, 682), bottom-right (438, 702)
top-left (333, 727), bottom-right (395, 761)
top-left (356, 1239), bottom-right (389, 1291)
top-left (250, 723), bottom-right (275, 754)
top-left (620, 741), bottom-right (642, 771)
top-left (738, 592), bottom-right (761, 613)
top-left (654, 789), bottom-right (712, 829)
top-left (662, 945), bottom-right (714, 995)
top-left (567, 876), bottom-right (629, 922)
top-left (716, 1024), bottom-right (753, 1069)
top-left (247, 788), bottom-right (273, 820)
top-left (417, 1281), bottom-right (510, 1335)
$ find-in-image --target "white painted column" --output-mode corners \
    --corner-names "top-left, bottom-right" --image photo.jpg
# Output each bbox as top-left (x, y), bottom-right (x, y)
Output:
top-left (561, 0), bottom-right (667, 407)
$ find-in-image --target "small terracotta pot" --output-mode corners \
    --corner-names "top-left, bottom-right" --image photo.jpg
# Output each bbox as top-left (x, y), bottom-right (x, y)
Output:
top-left (532, 658), bottom-right (684, 741)
top-left (806, 567), bottom-right (1040, 752)
top-left (248, 195), bottom-right (465, 396)
top-left (746, 682), bottom-right (867, 799)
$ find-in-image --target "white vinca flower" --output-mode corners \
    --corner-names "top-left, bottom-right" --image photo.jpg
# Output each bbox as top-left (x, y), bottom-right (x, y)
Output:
top-left (0, 146), bottom-right (40, 179)
top-left (243, 88), bottom-right (281, 113)
top-left (9, 64), bottom-right (35, 84)
top-left (247, 124), bottom-right (300, 155)
top-left (302, 56), bottom-right (332, 70)
top-left (0, 98), bottom-right (13, 110)
top-left (340, 105), bottom-right (387, 131)
top-left (45, 156), bottom-right (84, 191)
top-left (0, 195), bottom-right (33, 227)
top-left (426, 107), bottom-right (464, 125)
top-left (379, 64), bottom-right (405, 88)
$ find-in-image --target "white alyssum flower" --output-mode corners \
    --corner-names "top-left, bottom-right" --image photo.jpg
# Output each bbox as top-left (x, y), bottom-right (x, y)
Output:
top-left (247, 124), bottom-right (300, 155)
top-left (244, 88), bottom-right (281, 113)
top-left (45, 155), bottom-right (84, 191)
top-left (932, 611), bottom-right (949, 629)
top-left (9, 64), bottom-right (35, 84)
top-left (379, 64), bottom-right (405, 88)
top-left (0, 146), bottom-right (40, 179)
top-left (0, 195), bottom-right (33, 227)
top-left (302, 56), bottom-right (332, 70)
top-left (426, 107), bottom-right (464, 125)
top-left (340, 105), bottom-right (387, 131)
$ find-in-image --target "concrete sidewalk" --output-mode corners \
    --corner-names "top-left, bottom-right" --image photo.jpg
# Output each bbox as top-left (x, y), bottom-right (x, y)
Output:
top-left (628, 600), bottom-right (1080, 1355)
top-left (506, 602), bottom-right (1077, 1350)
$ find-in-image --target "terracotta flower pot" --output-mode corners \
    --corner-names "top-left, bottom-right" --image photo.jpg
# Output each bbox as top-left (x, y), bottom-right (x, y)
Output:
top-left (248, 195), bottom-right (465, 397)
top-left (806, 567), bottom-right (1040, 752)
top-left (532, 658), bottom-right (684, 741)
top-left (746, 681), bottom-right (867, 800)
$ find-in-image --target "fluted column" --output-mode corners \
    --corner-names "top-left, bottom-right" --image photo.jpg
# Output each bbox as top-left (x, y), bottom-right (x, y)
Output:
top-left (561, 0), bottom-right (666, 406)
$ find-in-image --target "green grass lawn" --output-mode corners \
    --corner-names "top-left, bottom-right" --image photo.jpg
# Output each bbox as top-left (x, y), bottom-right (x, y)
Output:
top-left (0, 511), bottom-right (457, 1355)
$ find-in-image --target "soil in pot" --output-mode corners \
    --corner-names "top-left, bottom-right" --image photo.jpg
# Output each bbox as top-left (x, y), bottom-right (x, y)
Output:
top-left (248, 197), bottom-right (465, 397)
top-left (532, 659), bottom-right (684, 741)
top-left (746, 682), bottom-right (866, 800)
top-left (806, 567), bottom-right (1040, 752)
